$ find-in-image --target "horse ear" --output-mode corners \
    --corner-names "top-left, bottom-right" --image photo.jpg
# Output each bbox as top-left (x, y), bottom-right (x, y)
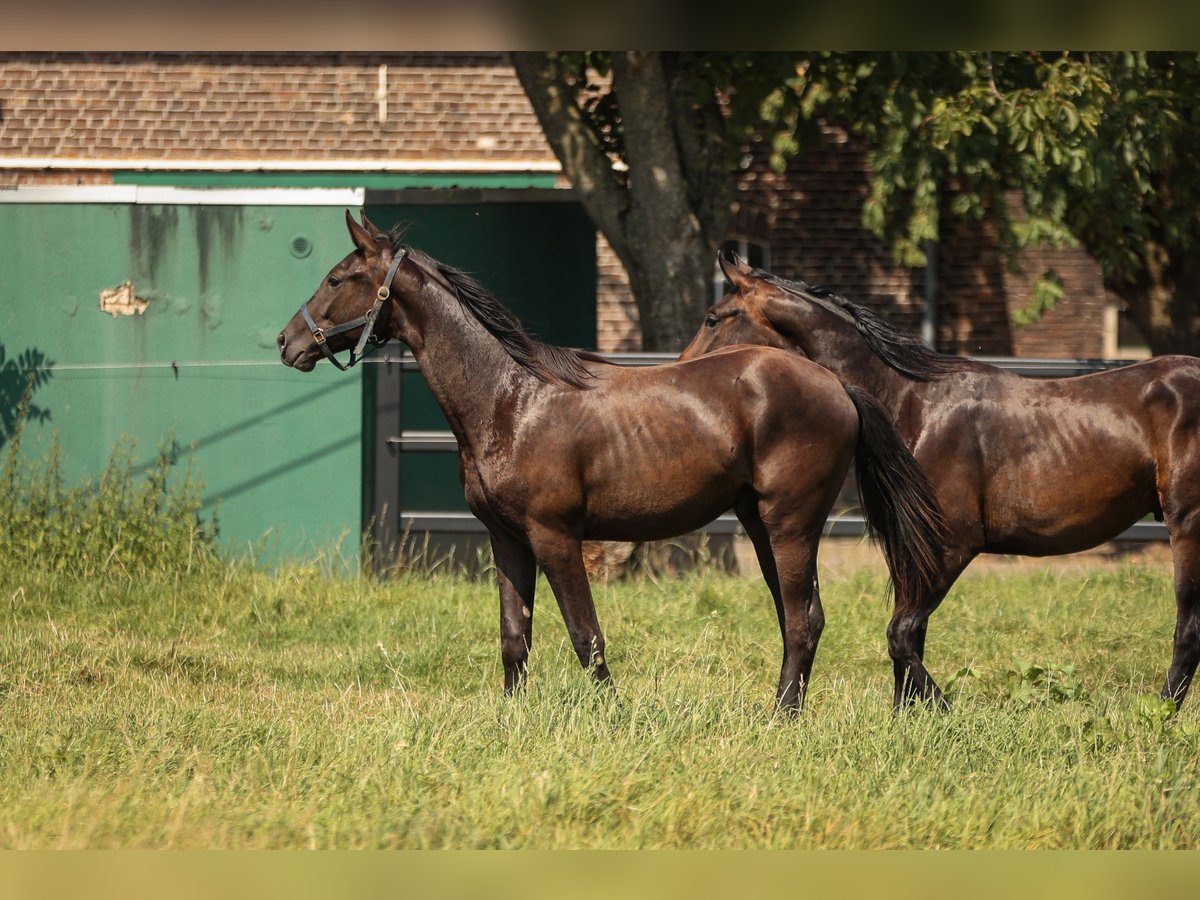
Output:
top-left (359, 211), bottom-right (386, 239)
top-left (346, 209), bottom-right (378, 253)
top-left (718, 248), bottom-right (754, 291)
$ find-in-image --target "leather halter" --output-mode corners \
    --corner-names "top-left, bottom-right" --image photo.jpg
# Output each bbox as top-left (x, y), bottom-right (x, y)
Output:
top-left (298, 248), bottom-right (407, 371)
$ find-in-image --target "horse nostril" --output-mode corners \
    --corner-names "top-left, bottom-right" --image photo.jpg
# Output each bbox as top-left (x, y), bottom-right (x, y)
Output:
top-left (277, 332), bottom-right (286, 350)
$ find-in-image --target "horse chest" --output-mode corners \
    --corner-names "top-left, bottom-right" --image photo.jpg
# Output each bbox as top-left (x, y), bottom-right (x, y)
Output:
top-left (456, 448), bottom-right (528, 526)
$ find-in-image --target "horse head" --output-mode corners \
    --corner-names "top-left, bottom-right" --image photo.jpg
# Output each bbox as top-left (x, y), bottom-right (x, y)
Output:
top-left (678, 250), bottom-right (800, 362)
top-left (278, 211), bottom-right (418, 372)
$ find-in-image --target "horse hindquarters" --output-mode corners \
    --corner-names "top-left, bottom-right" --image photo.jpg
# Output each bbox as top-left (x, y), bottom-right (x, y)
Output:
top-left (743, 367), bottom-right (859, 711)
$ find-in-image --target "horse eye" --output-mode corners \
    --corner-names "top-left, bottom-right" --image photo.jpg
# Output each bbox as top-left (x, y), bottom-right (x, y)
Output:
top-left (327, 275), bottom-right (342, 288)
top-left (704, 314), bottom-right (719, 328)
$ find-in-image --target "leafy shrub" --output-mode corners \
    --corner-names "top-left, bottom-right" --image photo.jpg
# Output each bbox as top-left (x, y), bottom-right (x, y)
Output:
top-left (0, 387), bottom-right (218, 579)
top-left (999, 660), bottom-right (1087, 707)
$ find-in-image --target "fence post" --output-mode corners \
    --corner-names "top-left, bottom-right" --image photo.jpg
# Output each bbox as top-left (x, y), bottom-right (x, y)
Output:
top-left (365, 345), bottom-right (404, 573)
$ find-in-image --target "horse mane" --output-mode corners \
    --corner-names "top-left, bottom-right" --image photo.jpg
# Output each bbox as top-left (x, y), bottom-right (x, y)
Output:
top-left (755, 271), bottom-right (974, 381)
top-left (388, 230), bottom-right (605, 390)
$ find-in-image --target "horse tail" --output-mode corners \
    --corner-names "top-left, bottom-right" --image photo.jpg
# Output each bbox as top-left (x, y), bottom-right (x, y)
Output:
top-left (844, 384), bottom-right (949, 611)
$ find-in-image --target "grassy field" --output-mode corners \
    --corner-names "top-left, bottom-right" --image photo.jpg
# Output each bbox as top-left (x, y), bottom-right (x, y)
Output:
top-left (2, 552), bottom-right (1198, 849)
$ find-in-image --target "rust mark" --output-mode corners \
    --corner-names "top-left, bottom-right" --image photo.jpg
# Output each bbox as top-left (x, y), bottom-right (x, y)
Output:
top-left (99, 280), bottom-right (150, 317)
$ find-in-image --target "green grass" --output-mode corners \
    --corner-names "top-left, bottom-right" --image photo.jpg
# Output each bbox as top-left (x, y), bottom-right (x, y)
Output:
top-left (1, 558), bottom-right (1197, 849)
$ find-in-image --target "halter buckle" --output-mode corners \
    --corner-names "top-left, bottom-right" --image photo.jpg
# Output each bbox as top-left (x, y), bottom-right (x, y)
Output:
top-left (312, 328), bottom-right (327, 345)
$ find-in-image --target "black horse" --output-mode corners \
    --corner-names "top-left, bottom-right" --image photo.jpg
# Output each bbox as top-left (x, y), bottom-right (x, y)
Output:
top-left (682, 252), bottom-right (1200, 710)
top-left (278, 212), bottom-right (948, 711)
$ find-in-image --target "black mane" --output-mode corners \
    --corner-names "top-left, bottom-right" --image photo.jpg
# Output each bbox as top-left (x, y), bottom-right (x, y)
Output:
top-left (755, 271), bottom-right (973, 381)
top-left (396, 236), bottom-right (605, 389)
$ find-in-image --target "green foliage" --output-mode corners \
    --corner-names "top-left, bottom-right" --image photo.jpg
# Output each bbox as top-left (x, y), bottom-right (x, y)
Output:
top-left (769, 51), bottom-right (1200, 348)
top-left (999, 660), bottom-right (1087, 707)
top-left (1133, 692), bottom-right (1179, 728)
top-left (942, 664), bottom-right (976, 698)
top-left (1011, 269), bottom-right (1065, 327)
top-left (522, 51), bottom-right (1200, 349)
top-left (1066, 715), bottom-right (1119, 754)
top-left (0, 389), bottom-right (218, 580)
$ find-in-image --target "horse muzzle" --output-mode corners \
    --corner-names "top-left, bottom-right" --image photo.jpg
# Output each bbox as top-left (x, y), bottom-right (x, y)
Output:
top-left (277, 330), bottom-right (319, 372)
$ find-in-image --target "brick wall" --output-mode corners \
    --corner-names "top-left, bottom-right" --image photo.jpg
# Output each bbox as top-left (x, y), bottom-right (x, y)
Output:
top-left (733, 130), bottom-right (926, 334)
top-left (596, 234), bottom-right (641, 352)
top-left (936, 193), bottom-right (1108, 357)
top-left (1002, 244), bottom-right (1108, 360)
top-left (597, 130), bottom-right (927, 353)
top-left (936, 207), bottom-right (1015, 355)
top-left (727, 131), bottom-right (1113, 359)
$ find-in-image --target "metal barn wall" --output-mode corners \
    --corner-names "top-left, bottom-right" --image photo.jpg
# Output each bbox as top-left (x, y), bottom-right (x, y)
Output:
top-left (0, 190), bottom-right (365, 564)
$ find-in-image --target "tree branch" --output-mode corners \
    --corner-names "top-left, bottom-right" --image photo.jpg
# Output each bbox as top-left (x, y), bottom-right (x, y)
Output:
top-left (663, 53), bottom-right (733, 251)
top-left (510, 52), bottom-right (632, 266)
top-left (986, 51), bottom-right (1005, 101)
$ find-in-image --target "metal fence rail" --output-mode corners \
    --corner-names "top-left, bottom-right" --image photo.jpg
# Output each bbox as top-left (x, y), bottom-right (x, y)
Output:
top-left (389, 351), bottom-right (1169, 543)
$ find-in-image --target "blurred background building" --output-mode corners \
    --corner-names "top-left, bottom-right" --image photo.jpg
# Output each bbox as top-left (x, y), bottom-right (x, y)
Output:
top-left (0, 52), bottom-right (1151, 564)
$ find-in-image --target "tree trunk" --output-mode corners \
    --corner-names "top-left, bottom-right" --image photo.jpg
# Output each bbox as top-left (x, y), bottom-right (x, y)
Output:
top-left (622, 223), bottom-right (714, 351)
top-left (612, 52), bottom-right (716, 350)
top-left (512, 51), bottom-right (724, 352)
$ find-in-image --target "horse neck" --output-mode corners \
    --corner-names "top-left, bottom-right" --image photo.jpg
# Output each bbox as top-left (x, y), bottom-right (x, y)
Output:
top-left (782, 307), bottom-right (914, 407)
top-left (401, 285), bottom-right (538, 449)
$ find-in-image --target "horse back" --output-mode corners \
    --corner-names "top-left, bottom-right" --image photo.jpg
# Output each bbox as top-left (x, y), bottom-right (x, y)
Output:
top-left (1134, 355), bottom-right (1200, 408)
top-left (507, 345), bottom-right (858, 541)
top-left (674, 344), bottom-right (855, 435)
top-left (1059, 355), bottom-right (1200, 433)
top-left (961, 355), bottom-right (1199, 553)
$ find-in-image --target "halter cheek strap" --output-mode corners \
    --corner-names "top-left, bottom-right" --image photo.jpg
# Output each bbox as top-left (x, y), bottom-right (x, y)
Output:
top-left (299, 249), bottom-right (407, 372)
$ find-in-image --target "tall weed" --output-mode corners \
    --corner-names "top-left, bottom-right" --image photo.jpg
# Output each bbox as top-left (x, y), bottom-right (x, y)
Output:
top-left (0, 384), bottom-right (217, 580)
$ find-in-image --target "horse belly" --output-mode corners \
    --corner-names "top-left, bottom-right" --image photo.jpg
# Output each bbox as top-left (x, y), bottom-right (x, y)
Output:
top-left (984, 460), bottom-right (1154, 555)
top-left (581, 441), bottom-right (744, 542)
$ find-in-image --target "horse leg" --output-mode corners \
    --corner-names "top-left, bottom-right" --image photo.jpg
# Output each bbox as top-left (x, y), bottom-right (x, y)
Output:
top-left (745, 496), bottom-right (823, 713)
top-left (887, 548), bottom-right (973, 711)
top-left (526, 524), bottom-right (612, 685)
top-left (770, 534), bottom-right (822, 713)
top-left (490, 532), bottom-right (537, 694)
top-left (1158, 421), bottom-right (1200, 706)
top-left (809, 570), bottom-right (826, 662)
top-left (1161, 523), bottom-right (1200, 707)
top-left (735, 495), bottom-right (785, 639)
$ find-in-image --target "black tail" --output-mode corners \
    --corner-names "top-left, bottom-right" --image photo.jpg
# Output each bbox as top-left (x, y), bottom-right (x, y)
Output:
top-left (844, 384), bottom-right (949, 611)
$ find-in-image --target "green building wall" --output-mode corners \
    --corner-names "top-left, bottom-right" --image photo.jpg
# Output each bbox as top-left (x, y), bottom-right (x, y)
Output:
top-left (0, 198), bottom-right (363, 564)
top-left (0, 189), bottom-right (598, 567)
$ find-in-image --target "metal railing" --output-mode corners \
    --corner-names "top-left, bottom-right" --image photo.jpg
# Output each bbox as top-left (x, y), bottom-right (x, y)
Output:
top-left (385, 350), bottom-right (1168, 543)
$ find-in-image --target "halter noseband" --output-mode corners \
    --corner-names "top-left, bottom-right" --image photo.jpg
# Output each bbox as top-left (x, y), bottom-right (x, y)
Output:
top-left (299, 248), bottom-right (408, 371)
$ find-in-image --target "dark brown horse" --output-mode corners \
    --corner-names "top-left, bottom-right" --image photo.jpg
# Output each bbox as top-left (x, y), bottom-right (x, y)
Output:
top-left (681, 252), bottom-right (1200, 710)
top-left (277, 212), bottom-right (947, 711)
